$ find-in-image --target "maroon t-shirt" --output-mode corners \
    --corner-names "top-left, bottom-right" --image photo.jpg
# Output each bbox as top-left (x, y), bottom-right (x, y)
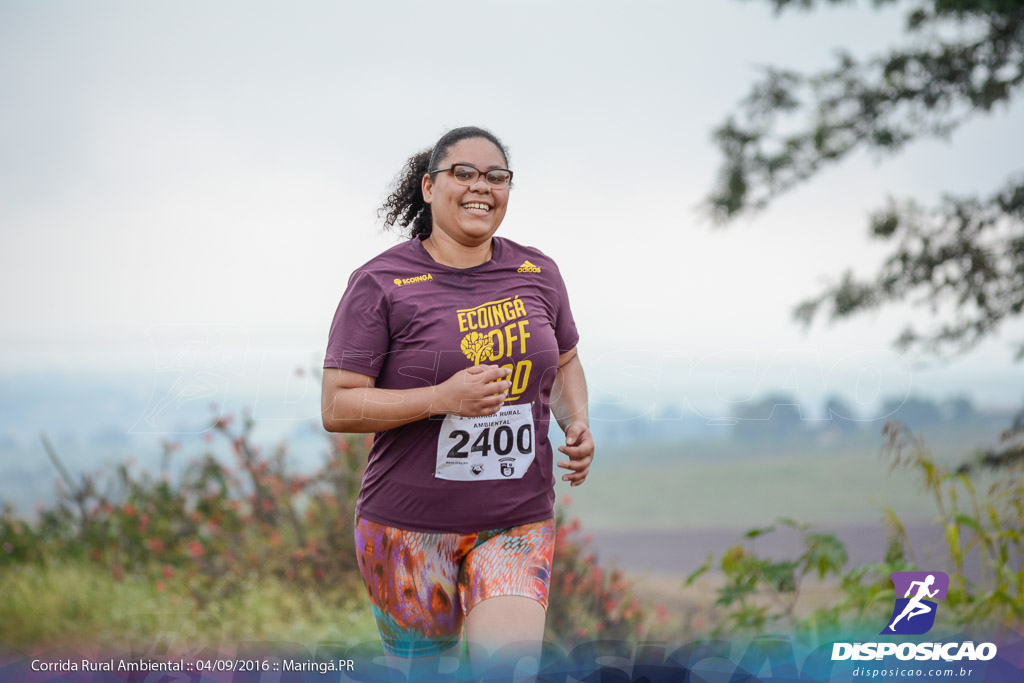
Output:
top-left (324, 235), bottom-right (580, 532)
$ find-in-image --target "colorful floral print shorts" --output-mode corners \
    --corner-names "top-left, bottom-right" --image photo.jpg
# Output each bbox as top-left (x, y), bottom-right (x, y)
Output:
top-left (354, 516), bottom-right (555, 657)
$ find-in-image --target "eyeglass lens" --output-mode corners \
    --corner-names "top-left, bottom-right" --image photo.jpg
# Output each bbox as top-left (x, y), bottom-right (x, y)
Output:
top-left (451, 165), bottom-right (512, 187)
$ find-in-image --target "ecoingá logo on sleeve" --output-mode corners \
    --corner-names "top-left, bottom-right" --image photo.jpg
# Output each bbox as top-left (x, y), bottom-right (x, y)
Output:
top-left (831, 571), bottom-right (997, 662)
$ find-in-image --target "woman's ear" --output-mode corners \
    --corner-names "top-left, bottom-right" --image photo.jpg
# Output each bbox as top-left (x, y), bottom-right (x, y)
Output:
top-left (421, 173), bottom-right (433, 203)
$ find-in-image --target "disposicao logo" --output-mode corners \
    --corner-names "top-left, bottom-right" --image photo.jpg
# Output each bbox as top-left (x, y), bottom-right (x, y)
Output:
top-left (831, 570), bottom-right (998, 662)
top-left (883, 571), bottom-right (949, 635)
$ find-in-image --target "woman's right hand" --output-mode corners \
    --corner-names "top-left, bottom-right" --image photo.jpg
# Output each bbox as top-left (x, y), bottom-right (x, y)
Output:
top-left (433, 365), bottom-right (512, 417)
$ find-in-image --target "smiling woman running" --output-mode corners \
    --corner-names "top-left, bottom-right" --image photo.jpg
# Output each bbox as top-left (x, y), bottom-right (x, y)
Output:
top-left (321, 126), bottom-right (593, 680)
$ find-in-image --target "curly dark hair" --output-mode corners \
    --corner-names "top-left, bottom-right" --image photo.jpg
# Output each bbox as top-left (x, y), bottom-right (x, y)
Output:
top-left (379, 126), bottom-right (510, 240)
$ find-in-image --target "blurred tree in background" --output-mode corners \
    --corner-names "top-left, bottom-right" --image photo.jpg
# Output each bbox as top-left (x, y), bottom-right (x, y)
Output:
top-left (733, 393), bottom-right (806, 440)
top-left (709, 0), bottom-right (1023, 467)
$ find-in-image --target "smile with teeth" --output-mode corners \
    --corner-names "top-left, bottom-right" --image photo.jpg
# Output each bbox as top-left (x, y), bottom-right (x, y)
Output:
top-left (462, 202), bottom-right (491, 212)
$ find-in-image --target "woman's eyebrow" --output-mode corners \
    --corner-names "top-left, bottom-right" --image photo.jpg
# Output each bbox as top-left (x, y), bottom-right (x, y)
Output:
top-left (454, 161), bottom-right (508, 170)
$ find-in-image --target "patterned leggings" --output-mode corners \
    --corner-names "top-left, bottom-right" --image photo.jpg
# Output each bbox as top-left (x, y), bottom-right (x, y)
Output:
top-left (354, 516), bottom-right (555, 657)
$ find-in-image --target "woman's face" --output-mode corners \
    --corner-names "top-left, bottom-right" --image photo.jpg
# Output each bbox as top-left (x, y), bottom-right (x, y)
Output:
top-left (422, 137), bottom-right (510, 247)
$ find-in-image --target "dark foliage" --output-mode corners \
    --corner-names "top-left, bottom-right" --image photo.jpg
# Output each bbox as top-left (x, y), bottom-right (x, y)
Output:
top-left (708, 0), bottom-right (1024, 361)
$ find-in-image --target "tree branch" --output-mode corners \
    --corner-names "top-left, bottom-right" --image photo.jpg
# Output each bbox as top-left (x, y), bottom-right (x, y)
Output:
top-left (707, 1), bottom-right (1024, 222)
top-left (793, 174), bottom-right (1024, 358)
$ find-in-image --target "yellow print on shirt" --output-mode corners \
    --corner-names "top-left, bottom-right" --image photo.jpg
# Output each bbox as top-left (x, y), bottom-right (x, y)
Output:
top-left (460, 332), bottom-right (493, 365)
top-left (456, 295), bottom-right (532, 399)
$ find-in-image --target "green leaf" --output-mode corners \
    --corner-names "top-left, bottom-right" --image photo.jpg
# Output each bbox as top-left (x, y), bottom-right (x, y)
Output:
top-left (945, 523), bottom-right (962, 565)
top-left (716, 580), bottom-right (756, 607)
top-left (777, 517), bottom-right (808, 531)
top-left (954, 513), bottom-right (982, 532)
top-left (721, 544), bottom-right (750, 575)
top-left (762, 560), bottom-right (800, 593)
top-left (744, 525), bottom-right (775, 539)
top-left (685, 553), bottom-right (713, 587)
top-left (803, 532), bottom-right (849, 579)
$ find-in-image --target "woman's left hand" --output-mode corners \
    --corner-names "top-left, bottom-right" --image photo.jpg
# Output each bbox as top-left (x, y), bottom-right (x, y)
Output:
top-left (557, 422), bottom-right (594, 487)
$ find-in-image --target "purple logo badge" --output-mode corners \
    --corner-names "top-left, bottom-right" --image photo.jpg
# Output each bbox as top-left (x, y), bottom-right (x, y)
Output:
top-left (882, 571), bottom-right (949, 635)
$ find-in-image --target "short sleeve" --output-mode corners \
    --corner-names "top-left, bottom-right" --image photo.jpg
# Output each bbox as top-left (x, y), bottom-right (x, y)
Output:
top-left (552, 263), bottom-right (580, 354)
top-left (323, 270), bottom-right (390, 376)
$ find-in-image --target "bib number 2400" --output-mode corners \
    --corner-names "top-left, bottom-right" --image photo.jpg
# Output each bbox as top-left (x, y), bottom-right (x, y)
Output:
top-left (435, 403), bottom-right (535, 481)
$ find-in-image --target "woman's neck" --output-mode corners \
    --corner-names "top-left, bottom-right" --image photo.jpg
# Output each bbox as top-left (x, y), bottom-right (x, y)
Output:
top-left (422, 231), bottom-right (493, 269)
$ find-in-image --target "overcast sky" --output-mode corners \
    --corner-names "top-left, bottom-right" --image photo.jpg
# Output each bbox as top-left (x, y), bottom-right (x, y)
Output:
top-left (3, 0), bottom-right (1023, 415)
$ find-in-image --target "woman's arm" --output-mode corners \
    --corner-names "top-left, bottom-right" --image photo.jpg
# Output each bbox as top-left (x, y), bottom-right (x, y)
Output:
top-left (550, 347), bottom-right (594, 487)
top-left (321, 365), bottom-right (513, 434)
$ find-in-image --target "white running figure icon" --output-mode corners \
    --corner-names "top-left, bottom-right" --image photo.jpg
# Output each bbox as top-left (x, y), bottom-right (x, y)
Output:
top-left (888, 574), bottom-right (939, 631)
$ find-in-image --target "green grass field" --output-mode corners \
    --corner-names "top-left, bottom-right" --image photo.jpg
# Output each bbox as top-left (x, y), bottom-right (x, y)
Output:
top-left (563, 422), bottom-right (1002, 530)
top-left (0, 561), bottom-right (379, 652)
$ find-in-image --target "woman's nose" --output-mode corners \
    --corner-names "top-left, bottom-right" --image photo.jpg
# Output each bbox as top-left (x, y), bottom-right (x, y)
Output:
top-left (468, 176), bottom-right (491, 192)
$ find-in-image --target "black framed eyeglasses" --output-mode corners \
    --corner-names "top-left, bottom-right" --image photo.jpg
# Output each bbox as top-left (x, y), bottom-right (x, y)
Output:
top-left (431, 164), bottom-right (513, 188)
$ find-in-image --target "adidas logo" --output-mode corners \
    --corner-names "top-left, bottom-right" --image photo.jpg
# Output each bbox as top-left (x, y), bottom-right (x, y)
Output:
top-left (517, 260), bottom-right (541, 274)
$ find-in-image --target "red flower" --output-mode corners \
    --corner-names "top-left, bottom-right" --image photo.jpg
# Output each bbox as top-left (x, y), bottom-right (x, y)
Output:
top-left (162, 565), bottom-right (175, 579)
top-left (122, 504), bottom-right (136, 517)
top-left (560, 495), bottom-right (573, 507)
top-left (188, 540), bottom-right (204, 558)
top-left (156, 580), bottom-right (166, 592)
top-left (145, 538), bottom-right (166, 553)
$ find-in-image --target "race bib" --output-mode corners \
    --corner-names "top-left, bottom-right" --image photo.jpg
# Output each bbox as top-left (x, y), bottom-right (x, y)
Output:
top-left (435, 402), bottom-right (535, 481)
